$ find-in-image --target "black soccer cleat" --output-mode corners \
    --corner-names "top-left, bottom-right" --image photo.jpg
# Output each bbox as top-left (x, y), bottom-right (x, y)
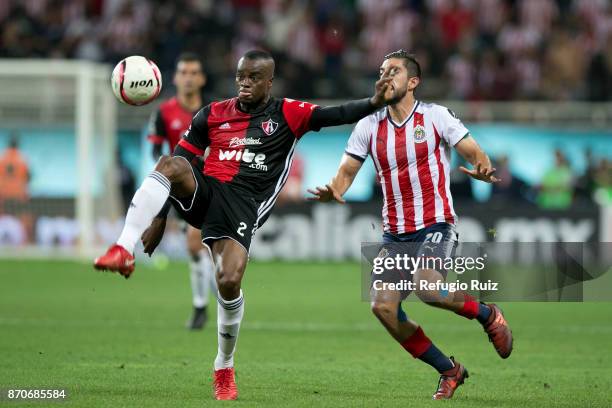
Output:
top-left (187, 306), bottom-right (207, 330)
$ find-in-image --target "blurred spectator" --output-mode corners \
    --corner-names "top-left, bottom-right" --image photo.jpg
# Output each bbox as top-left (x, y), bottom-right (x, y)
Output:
top-left (286, 6), bottom-right (322, 71)
top-left (512, 46), bottom-right (542, 99)
top-left (436, 0), bottom-right (474, 50)
top-left (537, 149), bottom-right (574, 209)
top-left (263, 0), bottom-right (302, 53)
top-left (0, 0), bottom-right (609, 100)
top-left (319, 12), bottom-right (347, 77)
top-left (490, 155), bottom-right (529, 202)
top-left (101, 1), bottom-right (151, 62)
top-left (477, 51), bottom-right (515, 100)
top-left (586, 32), bottom-right (612, 101)
top-left (518, 0), bottom-right (558, 36)
top-left (497, 7), bottom-right (541, 58)
top-left (62, 1), bottom-right (103, 61)
top-left (475, 0), bottom-right (508, 46)
top-left (541, 27), bottom-right (586, 100)
top-left (592, 158), bottom-right (611, 205)
top-left (446, 38), bottom-right (477, 99)
top-left (575, 149), bottom-right (597, 202)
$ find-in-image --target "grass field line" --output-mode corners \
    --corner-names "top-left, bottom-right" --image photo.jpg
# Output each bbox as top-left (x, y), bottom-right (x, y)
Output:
top-left (2, 316), bottom-right (612, 333)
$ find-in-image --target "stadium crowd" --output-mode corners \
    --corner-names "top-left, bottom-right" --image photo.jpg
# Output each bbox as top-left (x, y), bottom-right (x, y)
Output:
top-left (0, 0), bottom-right (610, 100)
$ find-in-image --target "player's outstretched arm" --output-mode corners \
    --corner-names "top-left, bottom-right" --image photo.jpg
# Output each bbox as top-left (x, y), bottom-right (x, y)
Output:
top-left (308, 154), bottom-right (363, 203)
top-left (308, 68), bottom-right (394, 129)
top-left (455, 136), bottom-right (500, 183)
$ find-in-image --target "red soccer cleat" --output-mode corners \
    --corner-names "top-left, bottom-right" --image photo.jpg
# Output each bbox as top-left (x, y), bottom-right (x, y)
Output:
top-left (93, 244), bottom-right (135, 279)
top-left (432, 357), bottom-right (468, 400)
top-left (483, 304), bottom-right (513, 359)
top-left (213, 368), bottom-right (238, 400)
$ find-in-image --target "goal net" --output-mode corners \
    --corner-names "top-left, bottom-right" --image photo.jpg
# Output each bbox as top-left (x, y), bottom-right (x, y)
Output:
top-left (0, 59), bottom-right (120, 259)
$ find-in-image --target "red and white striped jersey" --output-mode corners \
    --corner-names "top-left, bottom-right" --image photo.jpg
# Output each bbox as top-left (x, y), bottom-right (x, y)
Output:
top-left (345, 101), bottom-right (469, 234)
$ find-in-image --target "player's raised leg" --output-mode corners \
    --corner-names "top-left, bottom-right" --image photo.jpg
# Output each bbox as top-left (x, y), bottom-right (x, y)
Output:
top-left (186, 225), bottom-right (215, 329)
top-left (94, 156), bottom-right (195, 277)
top-left (370, 289), bottom-right (468, 400)
top-left (209, 238), bottom-right (247, 401)
top-left (413, 267), bottom-right (513, 358)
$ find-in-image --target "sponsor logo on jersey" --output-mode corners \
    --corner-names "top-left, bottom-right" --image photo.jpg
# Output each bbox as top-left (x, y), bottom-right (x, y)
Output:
top-left (219, 122), bottom-right (231, 129)
top-left (261, 118), bottom-right (278, 135)
top-left (228, 137), bottom-right (262, 148)
top-left (218, 148), bottom-right (268, 171)
top-left (413, 125), bottom-right (427, 143)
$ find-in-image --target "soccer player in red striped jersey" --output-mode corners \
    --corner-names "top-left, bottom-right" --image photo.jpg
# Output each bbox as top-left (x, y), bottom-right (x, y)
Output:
top-left (308, 50), bottom-right (513, 400)
top-left (146, 53), bottom-right (216, 330)
top-left (94, 50), bottom-right (396, 401)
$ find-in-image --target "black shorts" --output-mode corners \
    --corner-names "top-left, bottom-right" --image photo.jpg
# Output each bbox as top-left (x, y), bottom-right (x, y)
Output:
top-left (169, 160), bottom-right (258, 253)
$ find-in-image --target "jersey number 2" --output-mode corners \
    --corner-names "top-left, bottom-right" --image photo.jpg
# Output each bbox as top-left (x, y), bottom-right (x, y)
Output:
top-left (237, 222), bottom-right (247, 237)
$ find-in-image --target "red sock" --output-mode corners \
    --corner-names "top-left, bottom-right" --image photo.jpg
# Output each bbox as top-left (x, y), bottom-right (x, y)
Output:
top-left (456, 294), bottom-right (479, 319)
top-left (400, 327), bottom-right (432, 358)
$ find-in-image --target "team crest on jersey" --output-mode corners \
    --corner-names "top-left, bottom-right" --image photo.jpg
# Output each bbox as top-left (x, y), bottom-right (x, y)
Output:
top-left (413, 125), bottom-right (427, 143)
top-left (261, 118), bottom-right (278, 135)
top-left (171, 118), bottom-right (183, 130)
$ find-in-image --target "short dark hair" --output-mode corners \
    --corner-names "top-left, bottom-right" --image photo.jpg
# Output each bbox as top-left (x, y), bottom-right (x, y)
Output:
top-left (243, 49), bottom-right (274, 62)
top-left (242, 49), bottom-right (275, 76)
top-left (384, 50), bottom-right (421, 78)
top-left (177, 52), bottom-right (204, 70)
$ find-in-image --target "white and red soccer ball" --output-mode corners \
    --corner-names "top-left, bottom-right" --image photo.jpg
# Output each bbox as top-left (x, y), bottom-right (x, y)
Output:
top-left (111, 56), bottom-right (162, 106)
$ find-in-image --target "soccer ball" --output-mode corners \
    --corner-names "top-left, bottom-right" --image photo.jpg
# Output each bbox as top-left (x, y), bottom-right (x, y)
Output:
top-left (111, 56), bottom-right (162, 106)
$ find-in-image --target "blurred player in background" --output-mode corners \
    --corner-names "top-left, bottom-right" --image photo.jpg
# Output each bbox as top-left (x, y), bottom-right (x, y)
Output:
top-left (0, 133), bottom-right (30, 204)
top-left (0, 133), bottom-right (31, 243)
top-left (95, 49), bottom-right (395, 401)
top-left (309, 50), bottom-right (513, 400)
top-left (147, 52), bottom-right (216, 330)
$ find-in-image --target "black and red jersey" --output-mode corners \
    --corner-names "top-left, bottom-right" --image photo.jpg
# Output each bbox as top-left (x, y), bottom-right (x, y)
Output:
top-left (147, 97), bottom-right (198, 152)
top-left (177, 97), bottom-right (318, 217)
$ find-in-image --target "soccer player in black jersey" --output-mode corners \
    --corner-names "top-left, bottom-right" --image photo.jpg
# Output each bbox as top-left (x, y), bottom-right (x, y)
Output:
top-left (94, 49), bottom-right (394, 400)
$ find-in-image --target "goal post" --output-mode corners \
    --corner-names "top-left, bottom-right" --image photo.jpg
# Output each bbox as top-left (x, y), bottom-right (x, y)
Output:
top-left (0, 59), bottom-right (120, 259)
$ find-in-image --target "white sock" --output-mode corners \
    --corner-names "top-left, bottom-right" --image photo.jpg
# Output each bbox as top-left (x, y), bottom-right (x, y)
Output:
top-left (190, 250), bottom-right (214, 308)
top-left (200, 250), bottom-right (216, 303)
top-left (189, 260), bottom-right (205, 308)
top-left (214, 290), bottom-right (244, 370)
top-left (116, 171), bottom-right (170, 254)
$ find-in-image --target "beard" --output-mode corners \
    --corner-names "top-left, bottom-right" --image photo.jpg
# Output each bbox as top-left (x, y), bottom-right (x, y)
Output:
top-left (388, 85), bottom-right (408, 105)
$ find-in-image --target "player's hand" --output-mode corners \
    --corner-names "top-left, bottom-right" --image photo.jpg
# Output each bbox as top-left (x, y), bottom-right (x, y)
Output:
top-left (459, 163), bottom-right (501, 183)
top-left (141, 217), bottom-right (167, 256)
top-left (370, 66), bottom-right (394, 108)
top-left (307, 184), bottom-right (346, 204)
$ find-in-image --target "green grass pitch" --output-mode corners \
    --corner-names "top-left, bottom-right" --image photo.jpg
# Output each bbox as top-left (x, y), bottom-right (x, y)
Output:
top-left (1, 259), bottom-right (611, 407)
